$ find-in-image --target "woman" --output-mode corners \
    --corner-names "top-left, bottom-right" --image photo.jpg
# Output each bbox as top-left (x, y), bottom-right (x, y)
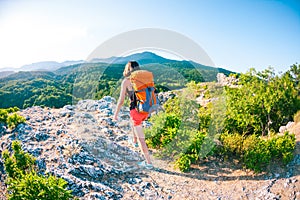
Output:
top-left (113, 61), bottom-right (153, 168)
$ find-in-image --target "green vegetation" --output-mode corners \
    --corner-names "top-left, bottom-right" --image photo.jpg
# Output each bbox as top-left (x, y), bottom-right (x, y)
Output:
top-left (2, 141), bottom-right (73, 200)
top-left (0, 107), bottom-right (25, 129)
top-left (0, 59), bottom-right (232, 109)
top-left (220, 132), bottom-right (295, 172)
top-left (224, 67), bottom-right (299, 136)
top-left (146, 64), bottom-right (299, 172)
top-left (1, 55), bottom-right (298, 174)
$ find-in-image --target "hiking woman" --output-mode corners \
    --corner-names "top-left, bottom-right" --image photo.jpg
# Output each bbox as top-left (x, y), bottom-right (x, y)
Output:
top-left (113, 61), bottom-right (153, 168)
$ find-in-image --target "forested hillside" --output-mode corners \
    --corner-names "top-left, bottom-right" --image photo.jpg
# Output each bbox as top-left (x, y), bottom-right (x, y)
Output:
top-left (0, 52), bottom-right (232, 109)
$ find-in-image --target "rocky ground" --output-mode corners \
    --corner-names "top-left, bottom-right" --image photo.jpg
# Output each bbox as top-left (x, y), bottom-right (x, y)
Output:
top-left (0, 96), bottom-right (299, 200)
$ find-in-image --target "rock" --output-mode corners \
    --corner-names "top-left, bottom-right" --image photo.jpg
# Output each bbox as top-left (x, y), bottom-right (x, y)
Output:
top-left (56, 129), bottom-right (67, 135)
top-left (0, 123), bottom-right (7, 135)
top-left (0, 159), bottom-right (4, 174)
top-left (102, 96), bottom-right (116, 103)
top-left (286, 121), bottom-right (295, 129)
top-left (104, 191), bottom-right (115, 198)
top-left (74, 112), bottom-right (96, 123)
top-left (63, 105), bottom-right (75, 110)
top-left (76, 98), bottom-right (115, 112)
top-left (33, 131), bottom-right (50, 142)
top-left (28, 147), bottom-right (43, 157)
top-left (279, 126), bottom-right (287, 134)
top-left (217, 73), bottom-right (238, 86)
top-left (98, 117), bottom-right (115, 126)
top-left (69, 165), bottom-right (104, 180)
top-left (157, 91), bottom-right (177, 104)
top-left (279, 121), bottom-right (295, 134)
top-left (89, 192), bottom-right (107, 200)
top-left (59, 110), bottom-right (75, 117)
top-left (36, 158), bottom-right (47, 171)
top-left (71, 152), bottom-right (98, 165)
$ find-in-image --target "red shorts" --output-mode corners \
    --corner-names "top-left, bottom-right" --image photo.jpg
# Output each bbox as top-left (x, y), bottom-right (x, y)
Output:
top-left (130, 109), bottom-right (148, 126)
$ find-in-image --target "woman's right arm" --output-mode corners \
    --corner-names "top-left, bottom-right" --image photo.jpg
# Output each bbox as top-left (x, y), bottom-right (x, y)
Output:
top-left (113, 79), bottom-right (128, 120)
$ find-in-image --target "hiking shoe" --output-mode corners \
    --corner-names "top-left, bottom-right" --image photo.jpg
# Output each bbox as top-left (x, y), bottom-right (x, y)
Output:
top-left (137, 161), bottom-right (153, 169)
top-left (128, 137), bottom-right (139, 148)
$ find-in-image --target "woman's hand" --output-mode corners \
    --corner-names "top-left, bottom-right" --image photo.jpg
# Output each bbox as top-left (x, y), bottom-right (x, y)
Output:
top-left (113, 113), bottom-right (118, 121)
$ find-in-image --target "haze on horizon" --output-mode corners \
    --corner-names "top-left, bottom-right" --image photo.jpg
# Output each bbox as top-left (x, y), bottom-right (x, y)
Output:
top-left (0, 0), bottom-right (299, 73)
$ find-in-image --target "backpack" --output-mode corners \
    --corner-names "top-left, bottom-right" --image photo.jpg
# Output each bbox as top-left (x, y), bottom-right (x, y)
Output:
top-left (130, 70), bottom-right (160, 114)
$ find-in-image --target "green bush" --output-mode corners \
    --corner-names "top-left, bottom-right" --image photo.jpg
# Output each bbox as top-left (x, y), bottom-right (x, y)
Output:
top-left (185, 131), bottom-right (207, 156)
top-left (6, 113), bottom-right (26, 129)
top-left (0, 109), bottom-right (8, 123)
top-left (6, 107), bottom-right (20, 113)
top-left (145, 113), bottom-right (181, 149)
top-left (224, 68), bottom-right (300, 136)
top-left (220, 132), bottom-right (244, 155)
top-left (268, 132), bottom-right (296, 164)
top-left (219, 132), bottom-right (296, 172)
top-left (174, 131), bottom-right (208, 171)
top-left (6, 172), bottom-right (72, 200)
top-left (2, 141), bottom-right (73, 199)
top-left (2, 141), bottom-right (36, 179)
top-left (175, 154), bottom-right (192, 172)
top-left (0, 107), bottom-right (25, 129)
top-left (242, 135), bottom-right (271, 172)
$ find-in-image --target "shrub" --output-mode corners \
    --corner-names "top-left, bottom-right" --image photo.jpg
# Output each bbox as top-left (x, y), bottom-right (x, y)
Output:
top-left (218, 132), bottom-right (296, 172)
top-left (185, 131), bottom-right (207, 156)
top-left (220, 132), bottom-right (244, 155)
top-left (174, 131), bottom-right (209, 171)
top-left (0, 109), bottom-right (8, 123)
top-left (242, 135), bottom-right (271, 172)
top-left (268, 132), bottom-right (296, 164)
top-left (6, 172), bottom-right (72, 200)
top-left (6, 107), bottom-right (20, 113)
top-left (145, 113), bottom-right (181, 149)
top-left (224, 68), bottom-right (300, 136)
top-left (0, 107), bottom-right (25, 129)
top-left (2, 141), bottom-right (36, 179)
top-left (175, 154), bottom-right (192, 172)
top-left (2, 141), bottom-right (73, 200)
top-left (6, 113), bottom-right (26, 129)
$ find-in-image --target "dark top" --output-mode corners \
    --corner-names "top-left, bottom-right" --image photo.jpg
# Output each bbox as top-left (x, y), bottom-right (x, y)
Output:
top-left (126, 89), bottom-right (137, 110)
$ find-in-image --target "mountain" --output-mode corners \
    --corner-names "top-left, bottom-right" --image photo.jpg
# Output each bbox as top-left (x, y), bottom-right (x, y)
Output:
top-left (90, 51), bottom-right (177, 65)
top-left (0, 51), bottom-right (236, 109)
top-left (0, 71), bottom-right (15, 79)
top-left (19, 61), bottom-right (65, 71)
top-left (0, 60), bottom-right (85, 73)
top-left (0, 71), bottom-right (56, 83)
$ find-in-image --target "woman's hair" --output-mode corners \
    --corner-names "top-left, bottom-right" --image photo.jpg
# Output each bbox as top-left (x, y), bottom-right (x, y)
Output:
top-left (123, 61), bottom-right (141, 77)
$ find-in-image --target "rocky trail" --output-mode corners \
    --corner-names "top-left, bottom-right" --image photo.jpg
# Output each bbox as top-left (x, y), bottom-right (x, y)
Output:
top-left (0, 96), bottom-right (299, 199)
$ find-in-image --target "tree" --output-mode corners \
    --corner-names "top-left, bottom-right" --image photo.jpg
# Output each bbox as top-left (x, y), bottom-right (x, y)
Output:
top-left (224, 67), bottom-right (299, 136)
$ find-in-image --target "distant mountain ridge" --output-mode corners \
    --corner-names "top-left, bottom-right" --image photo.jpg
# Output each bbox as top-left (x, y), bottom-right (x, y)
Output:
top-left (0, 51), bottom-right (235, 109)
top-left (0, 51), bottom-right (230, 73)
top-left (0, 51), bottom-right (233, 79)
top-left (90, 51), bottom-right (177, 65)
top-left (0, 60), bottom-right (85, 73)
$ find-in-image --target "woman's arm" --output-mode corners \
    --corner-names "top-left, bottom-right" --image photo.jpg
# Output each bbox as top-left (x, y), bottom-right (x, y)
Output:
top-left (113, 78), bottom-right (128, 120)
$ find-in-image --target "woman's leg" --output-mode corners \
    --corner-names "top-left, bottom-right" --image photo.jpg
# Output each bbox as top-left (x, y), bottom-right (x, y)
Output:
top-left (133, 125), bottom-right (152, 164)
top-left (130, 123), bottom-right (138, 144)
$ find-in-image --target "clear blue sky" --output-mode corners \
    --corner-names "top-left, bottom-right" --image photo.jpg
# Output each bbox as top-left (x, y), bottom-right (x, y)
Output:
top-left (0, 0), bottom-right (299, 73)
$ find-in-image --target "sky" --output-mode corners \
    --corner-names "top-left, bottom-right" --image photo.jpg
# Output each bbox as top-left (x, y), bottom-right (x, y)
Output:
top-left (0, 0), bottom-right (299, 73)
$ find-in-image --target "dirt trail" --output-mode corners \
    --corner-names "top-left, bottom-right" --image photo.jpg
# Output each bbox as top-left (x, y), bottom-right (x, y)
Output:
top-left (127, 124), bottom-right (300, 200)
